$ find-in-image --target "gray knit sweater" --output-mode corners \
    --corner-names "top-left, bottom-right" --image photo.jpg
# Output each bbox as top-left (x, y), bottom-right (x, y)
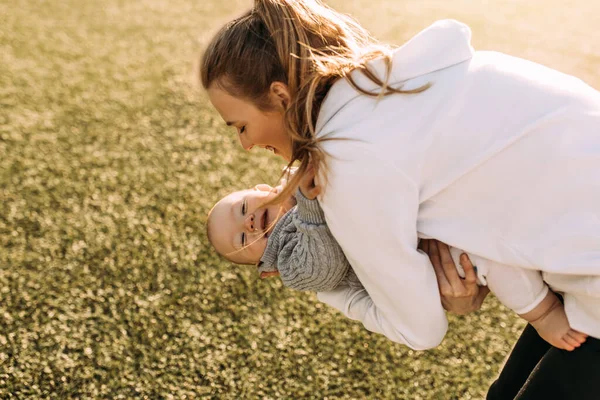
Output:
top-left (258, 189), bottom-right (362, 291)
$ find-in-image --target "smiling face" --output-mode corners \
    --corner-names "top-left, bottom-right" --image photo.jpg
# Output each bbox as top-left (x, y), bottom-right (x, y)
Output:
top-left (208, 185), bottom-right (297, 265)
top-left (207, 83), bottom-right (293, 161)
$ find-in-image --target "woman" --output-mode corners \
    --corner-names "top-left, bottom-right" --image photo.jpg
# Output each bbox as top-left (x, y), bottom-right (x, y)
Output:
top-left (201, 1), bottom-right (600, 398)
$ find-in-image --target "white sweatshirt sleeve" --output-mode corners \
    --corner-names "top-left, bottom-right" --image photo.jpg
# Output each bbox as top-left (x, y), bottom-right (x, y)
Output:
top-left (316, 149), bottom-right (448, 350)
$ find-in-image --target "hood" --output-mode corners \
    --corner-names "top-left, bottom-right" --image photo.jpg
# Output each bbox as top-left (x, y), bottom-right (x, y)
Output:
top-left (316, 19), bottom-right (474, 133)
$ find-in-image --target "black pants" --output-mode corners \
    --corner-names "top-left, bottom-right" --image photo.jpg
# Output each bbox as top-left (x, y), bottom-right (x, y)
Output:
top-left (486, 324), bottom-right (600, 400)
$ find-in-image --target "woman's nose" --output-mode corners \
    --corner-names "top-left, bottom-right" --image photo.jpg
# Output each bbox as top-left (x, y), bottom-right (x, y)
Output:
top-left (244, 214), bottom-right (255, 232)
top-left (239, 135), bottom-right (254, 151)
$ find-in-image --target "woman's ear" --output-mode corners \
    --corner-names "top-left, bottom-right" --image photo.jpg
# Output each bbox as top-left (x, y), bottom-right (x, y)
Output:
top-left (254, 184), bottom-right (274, 192)
top-left (270, 82), bottom-right (291, 109)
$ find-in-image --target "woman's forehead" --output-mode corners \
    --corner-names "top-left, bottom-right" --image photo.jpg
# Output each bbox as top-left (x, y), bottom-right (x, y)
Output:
top-left (208, 86), bottom-right (250, 115)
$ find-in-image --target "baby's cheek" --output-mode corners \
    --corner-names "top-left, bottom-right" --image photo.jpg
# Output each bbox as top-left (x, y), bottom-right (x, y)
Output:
top-left (257, 239), bottom-right (269, 257)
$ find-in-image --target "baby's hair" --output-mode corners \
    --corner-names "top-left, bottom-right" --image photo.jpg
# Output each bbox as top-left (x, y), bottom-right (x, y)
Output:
top-left (201, 0), bottom-right (429, 208)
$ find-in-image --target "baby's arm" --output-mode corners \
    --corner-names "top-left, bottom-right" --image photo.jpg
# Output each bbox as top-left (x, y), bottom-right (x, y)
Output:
top-left (259, 165), bottom-right (355, 291)
top-left (273, 188), bottom-right (353, 292)
top-left (466, 254), bottom-right (588, 351)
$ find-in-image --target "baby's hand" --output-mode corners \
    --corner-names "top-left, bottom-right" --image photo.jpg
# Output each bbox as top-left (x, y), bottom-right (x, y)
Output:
top-left (526, 293), bottom-right (588, 351)
top-left (260, 270), bottom-right (280, 279)
top-left (299, 164), bottom-right (320, 200)
top-left (279, 166), bottom-right (298, 188)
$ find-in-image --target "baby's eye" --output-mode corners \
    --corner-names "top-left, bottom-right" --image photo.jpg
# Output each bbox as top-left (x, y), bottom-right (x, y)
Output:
top-left (239, 126), bottom-right (246, 135)
top-left (241, 199), bottom-right (247, 215)
top-left (241, 232), bottom-right (246, 247)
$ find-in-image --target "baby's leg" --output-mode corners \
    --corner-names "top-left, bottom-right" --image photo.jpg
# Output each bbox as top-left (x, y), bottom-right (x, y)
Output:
top-left (543, 272), bottom-right (600, 340)
top-left (522, 291), bottom-right (588, 351)
top-left (449, 248), bottom-right (592, 350)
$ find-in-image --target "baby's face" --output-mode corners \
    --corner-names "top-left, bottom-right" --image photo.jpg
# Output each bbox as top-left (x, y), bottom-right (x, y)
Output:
top-left (209, 185), bottom-right (296, 264)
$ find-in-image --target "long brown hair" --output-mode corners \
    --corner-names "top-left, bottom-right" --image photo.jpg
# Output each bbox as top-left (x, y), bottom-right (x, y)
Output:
top-left (201, 0), bottom-right (428, 205)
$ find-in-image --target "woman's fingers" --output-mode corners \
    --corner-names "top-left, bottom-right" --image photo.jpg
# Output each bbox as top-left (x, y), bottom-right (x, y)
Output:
top-left (424, 239), bottom-right (489, 314)
top-left (427, 239), bottom-right (441, 268)
top-left (476, 285), bottom-right (491, 303)
top-left (459, 253), bottom-right (478, 289)
top-left (437, 241), bottom-right (466, 294)
top-left (418, 239), bottom-right (429, 254)
top-left (427, 240), bottom-right (451, 293)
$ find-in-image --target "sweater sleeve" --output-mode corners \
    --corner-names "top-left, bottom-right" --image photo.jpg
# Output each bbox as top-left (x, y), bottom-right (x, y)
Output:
top-left (316, 147), bottom-right (448, 350)
top-left (276, 190), bottom-right (352, 292)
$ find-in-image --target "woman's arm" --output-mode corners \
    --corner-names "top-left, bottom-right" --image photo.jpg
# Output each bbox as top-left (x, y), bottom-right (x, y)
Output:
top-left (317, 152), bottom-right (448, 350)
top-left (316, 240), bottom-right (490, 348)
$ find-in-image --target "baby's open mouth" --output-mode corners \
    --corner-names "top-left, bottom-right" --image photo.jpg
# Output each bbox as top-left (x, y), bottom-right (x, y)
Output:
top-left (262, 209), bottom-right (268, 236)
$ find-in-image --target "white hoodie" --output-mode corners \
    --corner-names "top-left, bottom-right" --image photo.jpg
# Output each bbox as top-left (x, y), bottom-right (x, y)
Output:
top-left (315, 20), bottom-right (600, 349)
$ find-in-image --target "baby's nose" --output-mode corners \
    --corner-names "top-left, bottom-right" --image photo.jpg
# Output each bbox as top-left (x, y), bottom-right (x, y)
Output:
top-left (244, 214), bottom-right (255, 232)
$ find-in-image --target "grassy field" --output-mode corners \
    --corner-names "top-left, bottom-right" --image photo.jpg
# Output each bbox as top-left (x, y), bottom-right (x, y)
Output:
top-left (1, 0), bottom-right (599, 398)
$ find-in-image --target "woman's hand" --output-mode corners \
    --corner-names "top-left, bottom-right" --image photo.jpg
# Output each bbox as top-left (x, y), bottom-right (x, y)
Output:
top-left (279, 166), bottom-right (298, 188)
top-left (419, 239), bottom-right (490, 315)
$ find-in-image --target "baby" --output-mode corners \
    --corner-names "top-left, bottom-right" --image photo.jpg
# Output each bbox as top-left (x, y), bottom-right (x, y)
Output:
top-left (207, 168), bottom-right (361, 290)
top-left (207, 168), bottom-right (588, 351)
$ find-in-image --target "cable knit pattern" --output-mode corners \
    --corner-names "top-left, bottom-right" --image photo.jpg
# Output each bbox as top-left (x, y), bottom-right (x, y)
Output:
top-left (258, 189), bottom-right (363, 291)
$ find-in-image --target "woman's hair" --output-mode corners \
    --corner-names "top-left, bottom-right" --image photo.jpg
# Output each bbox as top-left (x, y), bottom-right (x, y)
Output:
top-left (201, 0), bottom-right (428, 205)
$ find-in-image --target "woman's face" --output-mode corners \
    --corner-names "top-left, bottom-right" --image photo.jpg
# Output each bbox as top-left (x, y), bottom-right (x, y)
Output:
top-left (207, 84), bottom-right (293, 161)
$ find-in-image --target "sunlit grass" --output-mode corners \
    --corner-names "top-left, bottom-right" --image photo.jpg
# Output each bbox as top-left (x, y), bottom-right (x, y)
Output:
top-left (1, 0), bottom-right (598, 398)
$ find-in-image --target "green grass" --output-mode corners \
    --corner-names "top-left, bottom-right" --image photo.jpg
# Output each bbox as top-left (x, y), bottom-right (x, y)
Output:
top-left (1, 0), bottom-right (598, 398)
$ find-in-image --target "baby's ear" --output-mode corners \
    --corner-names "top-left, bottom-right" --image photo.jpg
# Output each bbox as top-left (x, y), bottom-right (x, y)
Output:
top-left (254, 184), bottom-right (274, 192)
